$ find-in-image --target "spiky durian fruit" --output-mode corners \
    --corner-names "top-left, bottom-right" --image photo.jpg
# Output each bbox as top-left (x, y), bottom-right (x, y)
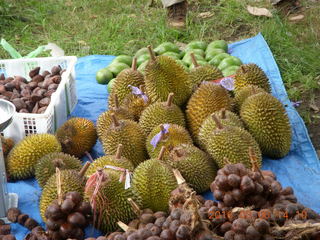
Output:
top-left (186, 82), bottom-right (232, 143)
top-left (234, 63), bottom-right (271, 92)
top-left (6, 134), bottom-right (61, 180)
top-left (56, 117), bottom-right (97, 158)
top-left (205, 115), bottom-right (262, 168)
top-left (86, 144), bottom-right (134, 177)
top-left (234, 84), bottom-right (266, 112)
top-left (146, 124), bottom-right (193, 159)
top-left (240, 92), bottom-right (292, 158)
top-left (131, 147), bottom-right (177, 212)
top-left (35, 152), bottom-right (82, 188)
top-left (139, 93), bottom-right (186, 136)
top-left (168, 144), bottom-right (217, 193)
top-left (1, 136), bottom-right (14, 158)
top-left (144, 46), bottom-right (192, 106)
top-left (189, 53), bottom-right (223, 91)
top-left (108, 57), bottom-right (145, 108)
top-left (101, 115), bottom-right (147, 167)
top-left (97, 94), bottom-right (134, 141)
top-left (198, 109), bottom-right (244, 150)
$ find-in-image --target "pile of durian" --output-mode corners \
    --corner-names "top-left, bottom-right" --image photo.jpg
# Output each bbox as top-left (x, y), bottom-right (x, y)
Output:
top-left (3, 44), bottom-right (297, 239)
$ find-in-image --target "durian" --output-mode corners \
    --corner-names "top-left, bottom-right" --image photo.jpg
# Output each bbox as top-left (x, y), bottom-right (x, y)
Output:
top-left (131, 147), bottom-right (177, 212)
top-left (97, 94), bottom-right (134, 141)
top-left (35, 152), bottom-right (82, 188)
top-left (146, 124), bottom-right (193, 159)
top-left (144, 46), bottom-right (192, 106)
top-left (198, 109), bottom-right (244, 150)
top-left (189, 53), bottom-right (223, 91)
top-left (240, 92), bottom-right (292, 158)
top-left (168, 144), bottom-right (217, 193)
top-left (56, 117), bottom-right (97, 158)
top-left (234, 84), bottom-right (266, 112)
top-left (139, 93), bottom-right (186, 136)
top-left (234, 63), bottom-right (271, 92)
top-left (186, 82), bottom-right (232, 143)
top-left (6, 134), bottom-right (61, 180)
top-left (101, 114), bottom-right (147, 167)
top-left (1, 136), bottom-right (14, 158)
top-left (205, 115), bottom-right (262, 168)
top-left (108, 57), bottom-right (145, 108)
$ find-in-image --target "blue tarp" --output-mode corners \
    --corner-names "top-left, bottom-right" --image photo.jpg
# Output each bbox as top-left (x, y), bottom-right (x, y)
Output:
top-left (8, 33), bottom-right (320, 239)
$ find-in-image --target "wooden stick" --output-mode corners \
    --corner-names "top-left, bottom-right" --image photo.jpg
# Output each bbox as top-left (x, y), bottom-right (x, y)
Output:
top-left (79, 161), bottom-right (90, 177)
top-left (211, 114), bottom-right (223, 130)
top-left (147, 45), bottom-right (156, 61)
top-left (190, 53), bottom-right (199, 67)
top-left (132, 57), bottom-right (137, 71)
top-left (111, 113), bottom-right (120, 127)
top-left (116, 144), bottom-right (123, 159)
top-left (166, 93), bottom-right (174, 107)
top-left (158, 146), bottom-right (166, 160)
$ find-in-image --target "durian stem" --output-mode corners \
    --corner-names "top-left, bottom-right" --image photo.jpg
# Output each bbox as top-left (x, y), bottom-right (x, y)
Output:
top-left (115, 144), bottom-right (123, 159)
top-left (127, 198), bottom-right (142, 216)
top-left (249, 147), bottom-right (263, 177)
top-left (223, 157), bottom-right (232, 165)
top-left (158, 146), bottom-right (166, 160)
top-left (114, 94), bottom-right (120, 109)
top-left (79, 161), bottom-right (91, 177)
top-left (53, 158), bottom-right (65, 168)
top-left (220, 108), bottom-right (226, 119)
top-left (174, 149), bottom-right (182, 158)
top-left (56, 167), bottom-right (62, 205)
top-left (147, 45), bottom-right (156, 61)
top-left (139, 84), bottom-right (145, 93)
top-left (190, 52), bottom-right (199, 67)
top-left (251, 85), bottom-right (256, 94)
top-left (241, 65), bottom-right (246, 73)
top-left (173, 169), bottom-right (186, 185)
top-left (211, 114), bottom-right (223, 130)
top-left (85, 151), bottom-right (94, 162)
top-left (117, 221), bottom-right (130, 232)
top-left (132, 57), bottom-right (137, 71)
top-left (166, 93), bottom-right (174, 107)
top-left (111, 113), bottom-right (120, 127)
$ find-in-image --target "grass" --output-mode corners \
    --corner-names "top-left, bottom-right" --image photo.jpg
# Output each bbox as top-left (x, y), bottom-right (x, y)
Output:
top-left (1, 0), bottom-right (320, 138)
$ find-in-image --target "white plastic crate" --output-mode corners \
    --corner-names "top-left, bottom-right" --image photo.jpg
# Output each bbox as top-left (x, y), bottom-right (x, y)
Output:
top-left (0, 56), bottom-right (78, 142)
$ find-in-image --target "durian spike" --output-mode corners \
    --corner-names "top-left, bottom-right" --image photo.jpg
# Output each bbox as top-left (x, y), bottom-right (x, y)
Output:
top-left (158, 146), bottom-right (166, 160)
top-left (211, 114), bottom-right (223, 129)
top-left (223, 157), bottom-right (232, 165)
top-left (117, 221), bottom-right (130, 232)
top-left (115, 144), bottom-right (123, 159)
top-left (249, 147), bottom-right (264, 177)
top-left (127, 198), bottom-right (142, 216)
top-left (111, 113), bottom-right (120, 127)
top-left (220, 108), bottom-right (226, 119)
top-left (132, 57), bottom-right (137, 71)
top-left (113, 94), bottom-right (120, 109)
top-left (173, 169), bottom-right (186, 185)
top-left (166, 93), bottom-right (174, 107)
top-left (79, 161), bottom-right (91, 177)
top-left (147, 45), bottom-right (156, 61)
top-left (190, 52), bottom-right (199, 68)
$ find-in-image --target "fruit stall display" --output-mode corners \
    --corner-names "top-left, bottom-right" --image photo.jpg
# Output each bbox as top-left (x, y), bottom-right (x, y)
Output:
top-left (0, 38), bottom-right (320, 240)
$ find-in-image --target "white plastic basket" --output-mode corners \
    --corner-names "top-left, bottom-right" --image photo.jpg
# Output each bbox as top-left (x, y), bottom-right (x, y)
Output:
top-left (0, 56), bottom-right (78, 142)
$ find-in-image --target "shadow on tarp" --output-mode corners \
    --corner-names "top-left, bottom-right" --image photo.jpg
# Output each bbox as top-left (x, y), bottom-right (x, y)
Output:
top-left (7, 33), bottom-right (320, 240)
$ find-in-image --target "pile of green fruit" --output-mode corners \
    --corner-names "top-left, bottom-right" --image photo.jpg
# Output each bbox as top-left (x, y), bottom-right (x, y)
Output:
top-left (96, 40), bottom-right (242, 92)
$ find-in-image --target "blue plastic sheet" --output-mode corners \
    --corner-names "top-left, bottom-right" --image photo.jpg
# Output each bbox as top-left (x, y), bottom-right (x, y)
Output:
top-left (7, 33), bottom-right (320, 239)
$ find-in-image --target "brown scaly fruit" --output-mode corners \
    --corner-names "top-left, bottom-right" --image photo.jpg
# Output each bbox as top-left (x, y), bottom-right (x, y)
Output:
top-left (101, 114), bottom-right (148, 167)
top-left (108, 57), bottom-right (145, 108)
top-left (186, 82), bottom-right (232, 143)
top-left (139, 93), bottom-right (186, 136)
top-left (144, 45), bottom-right (192, 106)
top-left (96, 94), bottom-right (134, 141)
top-left (234, 63), bottom-right (271, 92)
top-left (189, 53), bottom-right (224, 91)
top-left (1, 136), bottom-right (14, 158)
top-left (56, 117), bottom-right (97, 158)
top-left (233, 84), bottom-right (266, 112)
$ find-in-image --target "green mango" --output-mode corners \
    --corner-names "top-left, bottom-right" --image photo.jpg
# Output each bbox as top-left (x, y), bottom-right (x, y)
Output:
top-left (205, 48), bottom-right (225, 61)
top-left (218, 56), bottom-right (242, 70)
top-left (154, 42), bottom-right (180, 55)
top-left (175, 60), bottom-right (189, 71)
top-left (112, 55), bottom-right (133, 66)
top-left (207, 40), bottom-right (228, 52)
top-left (137, 61), bottom-right (149, 74)
top-left (186, 41), bottom-right (207, 51)
top-left (222, 65), bottom-right (240, 77)
top-left (137, 54), bottom-right (151, 66)
top-left (162, 51), bottom-right (181, 60)
top-left (182, 53), bottom-right (205, 66)
top-left (96, 68), bottom-right (113, 85)
top-left (184, 48), bottom-right (205, 57)
top-left (135, 47), bottom-right (149, 58)
top-left (108, 62), bottom-right (130, 76)
top-left (107, 78), bottom-right (116, 93)
top-left (208, 53), bottom-right (230, 67)
top-left (189, 60), bottom-right (209, 69)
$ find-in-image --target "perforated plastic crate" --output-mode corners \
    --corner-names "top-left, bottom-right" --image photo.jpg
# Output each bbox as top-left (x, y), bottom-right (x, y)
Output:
top-left (0, 56), bottom-right (77, 142)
